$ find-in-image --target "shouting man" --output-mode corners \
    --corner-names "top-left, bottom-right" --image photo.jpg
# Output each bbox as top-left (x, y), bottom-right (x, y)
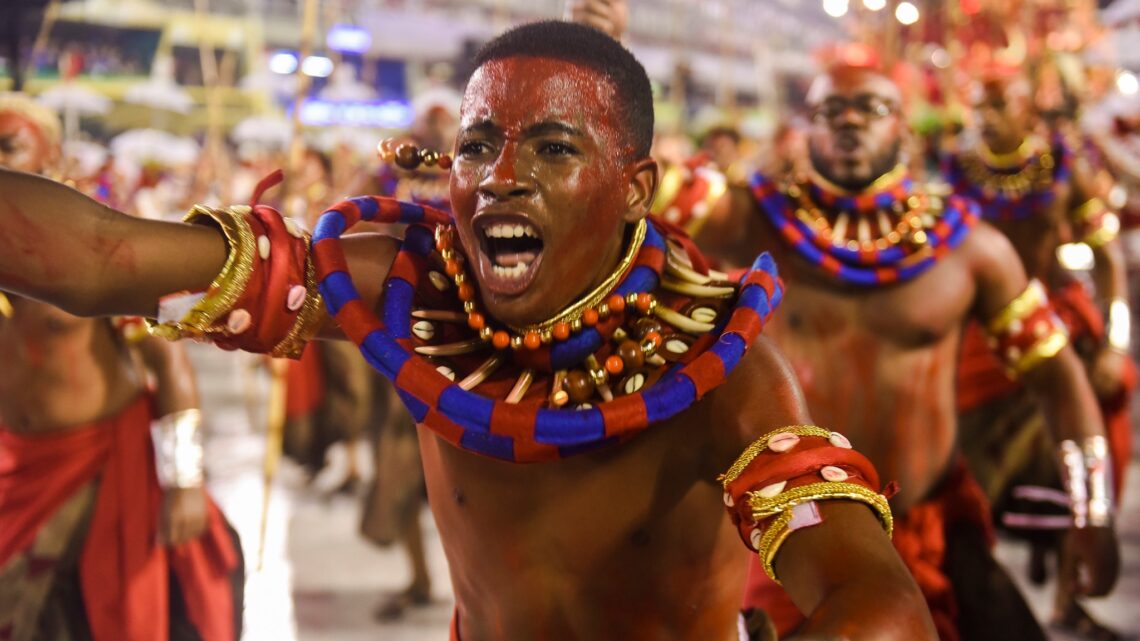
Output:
top-left (0, 24), bottom-right (934, 641)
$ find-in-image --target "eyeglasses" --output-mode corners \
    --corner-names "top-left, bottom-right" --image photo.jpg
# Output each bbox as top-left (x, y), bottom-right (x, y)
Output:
top-left (810, 95), bottom-right (897, 123)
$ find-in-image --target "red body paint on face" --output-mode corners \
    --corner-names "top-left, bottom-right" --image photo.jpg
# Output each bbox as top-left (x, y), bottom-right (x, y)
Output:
top-left (451, 56), bottom-right (637, 327)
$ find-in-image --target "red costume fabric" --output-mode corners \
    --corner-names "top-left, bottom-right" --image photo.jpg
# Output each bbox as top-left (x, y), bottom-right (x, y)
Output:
top-left (0, 395), bottom-right (240, 641)
top-left (957, 280), bottom-right (1134, 493)
top-left (743, 460), bottom-right (993, 641)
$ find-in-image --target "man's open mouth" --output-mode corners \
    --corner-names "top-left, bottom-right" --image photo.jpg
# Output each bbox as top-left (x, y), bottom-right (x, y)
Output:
top-left (474, 216), bottom-right (545, 295)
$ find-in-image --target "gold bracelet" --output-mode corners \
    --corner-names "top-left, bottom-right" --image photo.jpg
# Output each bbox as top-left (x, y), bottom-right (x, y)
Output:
top-left (148, 205), bottom-right (257, 340)
top-left (720, 425), bottom-right (835, 486)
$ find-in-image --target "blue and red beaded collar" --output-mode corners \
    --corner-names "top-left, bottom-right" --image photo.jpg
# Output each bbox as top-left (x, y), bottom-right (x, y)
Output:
top-left (311, 196), bottom-right (784, 463)
top-left (942, 135), bottom-right (1071, 222)
top-left (751, 167), bottom-right (979, 287)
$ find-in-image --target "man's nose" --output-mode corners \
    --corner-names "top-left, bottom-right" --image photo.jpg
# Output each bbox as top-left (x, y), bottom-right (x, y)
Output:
top-left (479, 144), bottom-right (534, 199)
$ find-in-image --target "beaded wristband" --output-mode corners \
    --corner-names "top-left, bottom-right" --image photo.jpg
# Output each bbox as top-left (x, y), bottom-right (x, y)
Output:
top-left (985, 280), bottom-right (1070, 375)
top-left (720, 425), bottom-right (892, 582)
top-left (151, 409), bottom-right (204, 488)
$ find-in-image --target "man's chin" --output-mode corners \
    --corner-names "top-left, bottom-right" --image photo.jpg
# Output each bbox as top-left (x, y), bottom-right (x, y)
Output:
top-left (479, 294), bottom-right (546, 329)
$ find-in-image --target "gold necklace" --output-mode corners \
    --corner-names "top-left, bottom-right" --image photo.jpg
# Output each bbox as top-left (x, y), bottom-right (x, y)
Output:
top-left (960, 138), bottom-right (1055, 199)
top-left (507, 218), bottom-right (647, 333)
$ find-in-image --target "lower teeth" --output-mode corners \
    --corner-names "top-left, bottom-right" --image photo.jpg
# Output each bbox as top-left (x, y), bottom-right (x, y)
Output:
top-left (494, 262), bottom-right (531, 279)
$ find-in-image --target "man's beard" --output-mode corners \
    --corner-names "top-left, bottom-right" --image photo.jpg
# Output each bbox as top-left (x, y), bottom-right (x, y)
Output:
top-left (809, 138), bottom-right (901, 192)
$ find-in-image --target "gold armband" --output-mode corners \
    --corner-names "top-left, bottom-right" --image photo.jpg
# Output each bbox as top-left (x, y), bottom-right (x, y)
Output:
top-left (986, 280), bottom-right (1069, 375)
top-left (650, 162), bottom-right (727, 237)
top-left (0, 292), bottom-right (12, 319)
top-left (1072, 198), bottom-right (1121, 249)
top-left (720, 426), bottom-right (893, 583)
top-left (148, 204), bottom-right (257, 341)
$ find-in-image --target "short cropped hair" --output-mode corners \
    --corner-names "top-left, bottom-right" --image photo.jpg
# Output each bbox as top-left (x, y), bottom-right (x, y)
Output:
top-left (472, 20), bottom-right (654, 159)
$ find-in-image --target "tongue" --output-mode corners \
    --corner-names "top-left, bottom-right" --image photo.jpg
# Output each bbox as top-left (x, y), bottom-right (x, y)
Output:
top-left (496, 251), bottom-right (538, 267)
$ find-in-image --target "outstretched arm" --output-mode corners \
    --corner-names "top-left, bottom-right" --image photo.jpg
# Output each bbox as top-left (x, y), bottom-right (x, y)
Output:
top-left (0, 168), bottom-right (226, 316)
top-left (0, 168), bottom-right (396, 344)
top-left (712, 337), bottom-right (936, 640)
top-left (968, 222), bottom-right (1120, 596)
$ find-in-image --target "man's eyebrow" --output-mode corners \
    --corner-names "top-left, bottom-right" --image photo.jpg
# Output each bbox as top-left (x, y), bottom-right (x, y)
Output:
top-left (459, 120), bottom-right (585, 138)
top-left (459, 120), bottom-right (499, 136)
top-left (523, 122), bottom-right (584, 138)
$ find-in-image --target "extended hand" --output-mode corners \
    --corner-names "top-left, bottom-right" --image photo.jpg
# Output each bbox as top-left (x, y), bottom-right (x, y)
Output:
top-left (1066, 525), bottom-right (1120, 596)
top-left (159, 486), bottom-right (208, 546)
top-left (567, 0), bottom-right (629, 40)
top-left (1090, 348), bottom-right (1129, 398)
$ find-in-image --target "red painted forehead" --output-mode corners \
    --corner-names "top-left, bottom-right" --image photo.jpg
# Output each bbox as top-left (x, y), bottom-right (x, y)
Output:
top-left (461, 56), bottom-right (627, 151)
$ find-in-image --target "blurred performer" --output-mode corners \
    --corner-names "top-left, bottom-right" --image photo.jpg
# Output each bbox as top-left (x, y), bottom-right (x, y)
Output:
top-left (945, 69), bottom-right (1132, 640)
top-left (0, 93), bottom-right (243, 641)
top-left (364, 92), bottom-right (465, 617)
top-left (696, 60), bottom-right (1119, 641)
top-left (0, 24), bottom-right (940, 641)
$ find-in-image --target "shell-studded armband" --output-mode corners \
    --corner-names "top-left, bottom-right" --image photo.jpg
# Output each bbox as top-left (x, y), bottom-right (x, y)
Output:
top-left (650, 159), bottom-right (727, 237)
top-left (1071, 197), bottom-right (1121, 249)
top-left (985, 280), bottom-right (1069, 376)
top-left (147, 204), bottom-right (324, 358)
top-left (719, 426), bottom-right (894, 583)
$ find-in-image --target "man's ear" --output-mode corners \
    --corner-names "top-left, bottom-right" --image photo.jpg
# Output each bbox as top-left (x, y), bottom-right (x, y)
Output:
top-left (624, 156), bottom-right (658, 223)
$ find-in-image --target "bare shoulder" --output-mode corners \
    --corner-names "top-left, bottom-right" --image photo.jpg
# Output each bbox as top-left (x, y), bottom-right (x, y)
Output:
top-left (956, 220), bottom-right (1030, 318)
top-left (703, 334), bottom-right (813, 473)
top-left (693, 184), bottom-right (765, 270)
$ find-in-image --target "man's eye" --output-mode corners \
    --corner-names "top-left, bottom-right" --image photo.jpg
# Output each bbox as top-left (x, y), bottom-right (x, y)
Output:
top-left (540, 142), bottom-right (576, 156)
top-left (458, 141), bottom-right (489, 156)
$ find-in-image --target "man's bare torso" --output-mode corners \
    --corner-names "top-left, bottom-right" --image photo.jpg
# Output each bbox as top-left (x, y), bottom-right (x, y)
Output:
top-left (417, 339), bottom-right (799, 641)
top-left (0, 297), bottom-right (141, 433)
top-left (748, 213), bottom-right (987, 514)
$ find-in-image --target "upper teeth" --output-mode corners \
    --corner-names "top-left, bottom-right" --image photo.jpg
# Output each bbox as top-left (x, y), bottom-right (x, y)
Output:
top-left (485, 223), bottom-right (538, 239)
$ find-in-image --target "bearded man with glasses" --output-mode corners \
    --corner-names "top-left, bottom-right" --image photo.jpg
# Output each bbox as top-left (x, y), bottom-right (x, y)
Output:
top-left (695, 56), bottom-right (1119, 641)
